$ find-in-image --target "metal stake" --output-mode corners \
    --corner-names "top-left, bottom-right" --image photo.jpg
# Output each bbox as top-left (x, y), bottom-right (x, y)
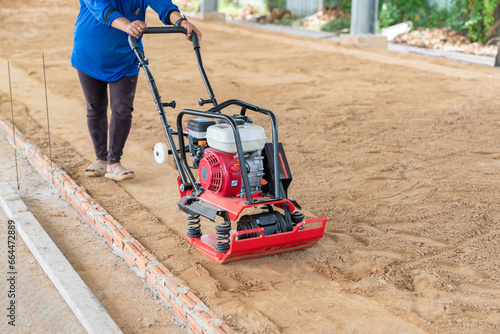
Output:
top-left (7, 62), bottom-right (20, 190)
top-left (42, 53), bottom-right (53, 175)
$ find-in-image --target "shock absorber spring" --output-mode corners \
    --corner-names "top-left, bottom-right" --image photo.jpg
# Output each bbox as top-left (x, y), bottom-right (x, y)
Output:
top-left (215, 218), bottom-right (231, 253)
top-left (186, 214), bottom-right (202, 238)
top-left (291, 211), bottom-right (305, 226)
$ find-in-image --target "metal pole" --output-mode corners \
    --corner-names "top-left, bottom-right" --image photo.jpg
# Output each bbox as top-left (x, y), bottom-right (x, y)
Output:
top-left (318, 0), bottom-right (324, 11)
top-left (350, 0), bottom-right (379, 35)
top-left (200, 0), bottom-right (218, 12)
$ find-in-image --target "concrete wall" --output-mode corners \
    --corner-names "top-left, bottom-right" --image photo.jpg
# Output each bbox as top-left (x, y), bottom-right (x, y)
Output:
top-left (285, 0), bottom-right (322, 16)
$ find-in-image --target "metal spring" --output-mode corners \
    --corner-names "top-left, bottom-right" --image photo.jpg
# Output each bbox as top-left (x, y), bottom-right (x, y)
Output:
top-left (186, 214), bottom-right (202, 238)
top-left (291, 211), bottom-right (305, 226)
top-left (215, 220), bottom-right (231, 253)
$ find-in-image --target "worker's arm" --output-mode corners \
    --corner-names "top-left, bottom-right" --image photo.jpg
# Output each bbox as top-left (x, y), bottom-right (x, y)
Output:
top-left (110, 17), bottom-right (147, 39)
top-left (168, 11), bottom-right (203, 42)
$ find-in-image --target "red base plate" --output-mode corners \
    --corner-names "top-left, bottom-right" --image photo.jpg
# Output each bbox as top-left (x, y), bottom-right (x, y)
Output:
top-left (186, 217), bottom-right (328, 264)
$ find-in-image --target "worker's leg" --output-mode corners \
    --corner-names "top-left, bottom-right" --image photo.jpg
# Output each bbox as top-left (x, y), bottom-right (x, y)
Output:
top-left (107, 74), bottom-right (138, 164)
top-left (77, 70), bottom-right (109, 162)
top-left (495, 44), bottom-right (500, 67)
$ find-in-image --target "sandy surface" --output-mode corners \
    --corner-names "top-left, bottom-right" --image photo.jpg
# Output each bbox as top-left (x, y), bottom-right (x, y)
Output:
top-left (1, 1), bottom-right (500, 333)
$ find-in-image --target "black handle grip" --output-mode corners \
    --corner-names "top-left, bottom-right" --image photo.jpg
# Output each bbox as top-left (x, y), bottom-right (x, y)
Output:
top-left (198, 98), bottom-right (213, 106)
top-left (128, 26), bottom-right (200, 51)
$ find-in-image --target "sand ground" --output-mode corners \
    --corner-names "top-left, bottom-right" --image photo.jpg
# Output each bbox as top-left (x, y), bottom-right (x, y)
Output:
top-left (1, 1), bottom-right (500, 333)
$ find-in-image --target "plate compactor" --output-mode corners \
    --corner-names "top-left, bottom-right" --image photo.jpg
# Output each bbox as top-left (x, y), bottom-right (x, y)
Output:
top-left (129, 27), bottom-right (328, 263)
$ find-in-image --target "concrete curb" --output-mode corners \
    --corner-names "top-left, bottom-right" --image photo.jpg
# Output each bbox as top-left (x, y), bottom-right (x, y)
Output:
top-left (0, 181), bottom-right (123, 334)
top-left (0, 118), bottom-right (231, 334)
top-left (227, 20), bottom-right (496, 67)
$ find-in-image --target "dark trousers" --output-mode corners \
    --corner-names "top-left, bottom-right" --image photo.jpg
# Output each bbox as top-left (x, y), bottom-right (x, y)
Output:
top-left (496, 44), bottom-right (500, 67)
top-left (77, 70), bottom-right (138, 164)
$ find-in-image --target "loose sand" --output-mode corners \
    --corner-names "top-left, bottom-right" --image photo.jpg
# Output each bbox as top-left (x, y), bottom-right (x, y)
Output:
top-left (1, 1), bottom-right (499, 333)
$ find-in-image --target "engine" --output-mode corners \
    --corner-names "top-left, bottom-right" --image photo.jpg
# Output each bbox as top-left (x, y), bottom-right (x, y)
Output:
top-left (186, 117), bottom-right (216, 168)
top-left (187, 117), bottom-right (267, 197)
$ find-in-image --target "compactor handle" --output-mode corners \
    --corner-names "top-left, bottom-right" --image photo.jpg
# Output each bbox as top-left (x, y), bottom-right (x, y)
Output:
top-left (128, 26), bottom-right (200, 52)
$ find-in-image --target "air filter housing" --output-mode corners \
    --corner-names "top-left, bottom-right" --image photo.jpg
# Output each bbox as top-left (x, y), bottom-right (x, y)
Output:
top-left (206, 123), bottom-right (267, 153)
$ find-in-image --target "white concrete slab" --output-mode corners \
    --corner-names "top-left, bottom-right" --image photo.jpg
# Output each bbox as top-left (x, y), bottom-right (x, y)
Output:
top-left (0, 182), bottom-right (123, 334)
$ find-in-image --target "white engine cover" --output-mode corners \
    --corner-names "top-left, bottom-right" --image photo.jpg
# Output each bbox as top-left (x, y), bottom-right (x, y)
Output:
top-left (206, 123), bottom-right (267, 153)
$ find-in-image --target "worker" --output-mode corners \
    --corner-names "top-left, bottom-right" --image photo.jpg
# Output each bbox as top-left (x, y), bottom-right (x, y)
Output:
top-left (496, 44), bottom-right (500, 67)
top-left (72, 0), bottom-right (202, 181)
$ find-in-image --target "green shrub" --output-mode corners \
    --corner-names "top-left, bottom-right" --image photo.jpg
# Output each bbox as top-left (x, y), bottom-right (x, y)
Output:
top-left (321, 17), bottom-right (351, 32)
top-left (462, 0), bottom-right (500, 42)
top-left (266, 0), bottom-right (286, 10)
top-left (377, 0), bottom-right (500, 43)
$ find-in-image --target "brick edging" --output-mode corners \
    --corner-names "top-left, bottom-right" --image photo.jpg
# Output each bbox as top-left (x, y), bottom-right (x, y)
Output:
top-left (0, 119), bottom-right (231, 334)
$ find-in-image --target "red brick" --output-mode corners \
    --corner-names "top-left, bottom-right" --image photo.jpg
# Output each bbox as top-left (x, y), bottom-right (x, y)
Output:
top-left (205, 309), bottom-right (218, 319)
top-left (146, 271), bottom-right (157, 289)
top-left (195, 311), bottom-right (213, 328)
top-left (151, 264), bottom-right (171, 278)
top-left (112, 230), bottom-right (125, 250)
top-left (103, 229), bottom-right (113, 245)
top-left (3, 124), bottom-right (12, 135)
top-left (186, 291), bottom-right (202, 306)
top-left (107, 218), bottom-right (122, 231)
top-left (124, 251), bottom-right (135, 267)
top-left (105, 220), bottom-right (118, 232)
top-left (40, 155), bottom-right (52, 168)
top-left (33, 153), bottom-right (45, 164)
top-left (221, 323), bottom-right (232, 333)
top-left (158, 285), bottom-right (171, 304)
top-left (120, 229), bottom-right (132, 239)
top-left (63, 179), bottom-right (76, 189)
top-left (69, 196), bottom-right (78, 209)
top-left (95, 222), bottom-right (104, 236)
top-left (133, 240), bottom-right (146, 252)
top-left (187, 314), bottom-right (203, 334)
top-left (33, 159), bottom-right (43, 172)
top-left (56, 173), bottom-right (66, 183)
top-left (96, 215), bottom-right (108, 225)
top-left (81, 201), bottom-right (91, 212)
top-left (60, 188), bottom-right (67, 199)
top-left (77, 204), bottom-right (86, 217)
top-left (157, 264), bottom-right (172, 275)
top-left (75, 192), bottom-right (87, 202)
top-left (89, 206), bottom-right (106, 216)
top-left (66, 188), bottom-right (77, 198)
top-left (171, 299), bottom-right (186, 323)
top-left (124, 241), bottom-right (139, 255)
top-left (52, 179), bottom-right (62, 191)
top-left (104, 215), bottom-right (122, 230)
top-left (53, 179), bottom-right (62, 190)
top-left (150, 266), bottom-right (163, 278)
top-left (141, 250), bottom-right (155, 262)
top-left (81, 192), bottom-right (92, 201)
top-left (135, 255), bottom-right (149, 273)
top-left (86, 214), bottom-right (96, 226)
top-left (164, 280), bottom-right (179, 296)
top-left (39, 167), bottom-right (50, 177)
top-left (206, 324), bottom-right (226, 334)
top-left (179, 292), bottom-right (196, 310)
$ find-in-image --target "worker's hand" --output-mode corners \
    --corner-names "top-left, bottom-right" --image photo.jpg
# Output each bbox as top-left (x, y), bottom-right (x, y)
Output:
top-left (126, 20), bottom-right (148, 38)
top-left (181, 20), bottom-right (202, 42)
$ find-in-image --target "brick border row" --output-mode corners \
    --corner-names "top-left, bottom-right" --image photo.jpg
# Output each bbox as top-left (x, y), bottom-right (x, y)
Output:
top-left (0, 118), bottom-right (231, 334)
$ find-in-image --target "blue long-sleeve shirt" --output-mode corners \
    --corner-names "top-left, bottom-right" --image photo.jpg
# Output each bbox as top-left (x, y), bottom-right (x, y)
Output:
top-left (71, 0), bottom-right (178, 82)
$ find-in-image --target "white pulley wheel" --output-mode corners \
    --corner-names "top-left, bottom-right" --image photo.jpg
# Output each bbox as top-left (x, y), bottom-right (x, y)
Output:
top-left (154, 142), bottom-right (169, 164)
